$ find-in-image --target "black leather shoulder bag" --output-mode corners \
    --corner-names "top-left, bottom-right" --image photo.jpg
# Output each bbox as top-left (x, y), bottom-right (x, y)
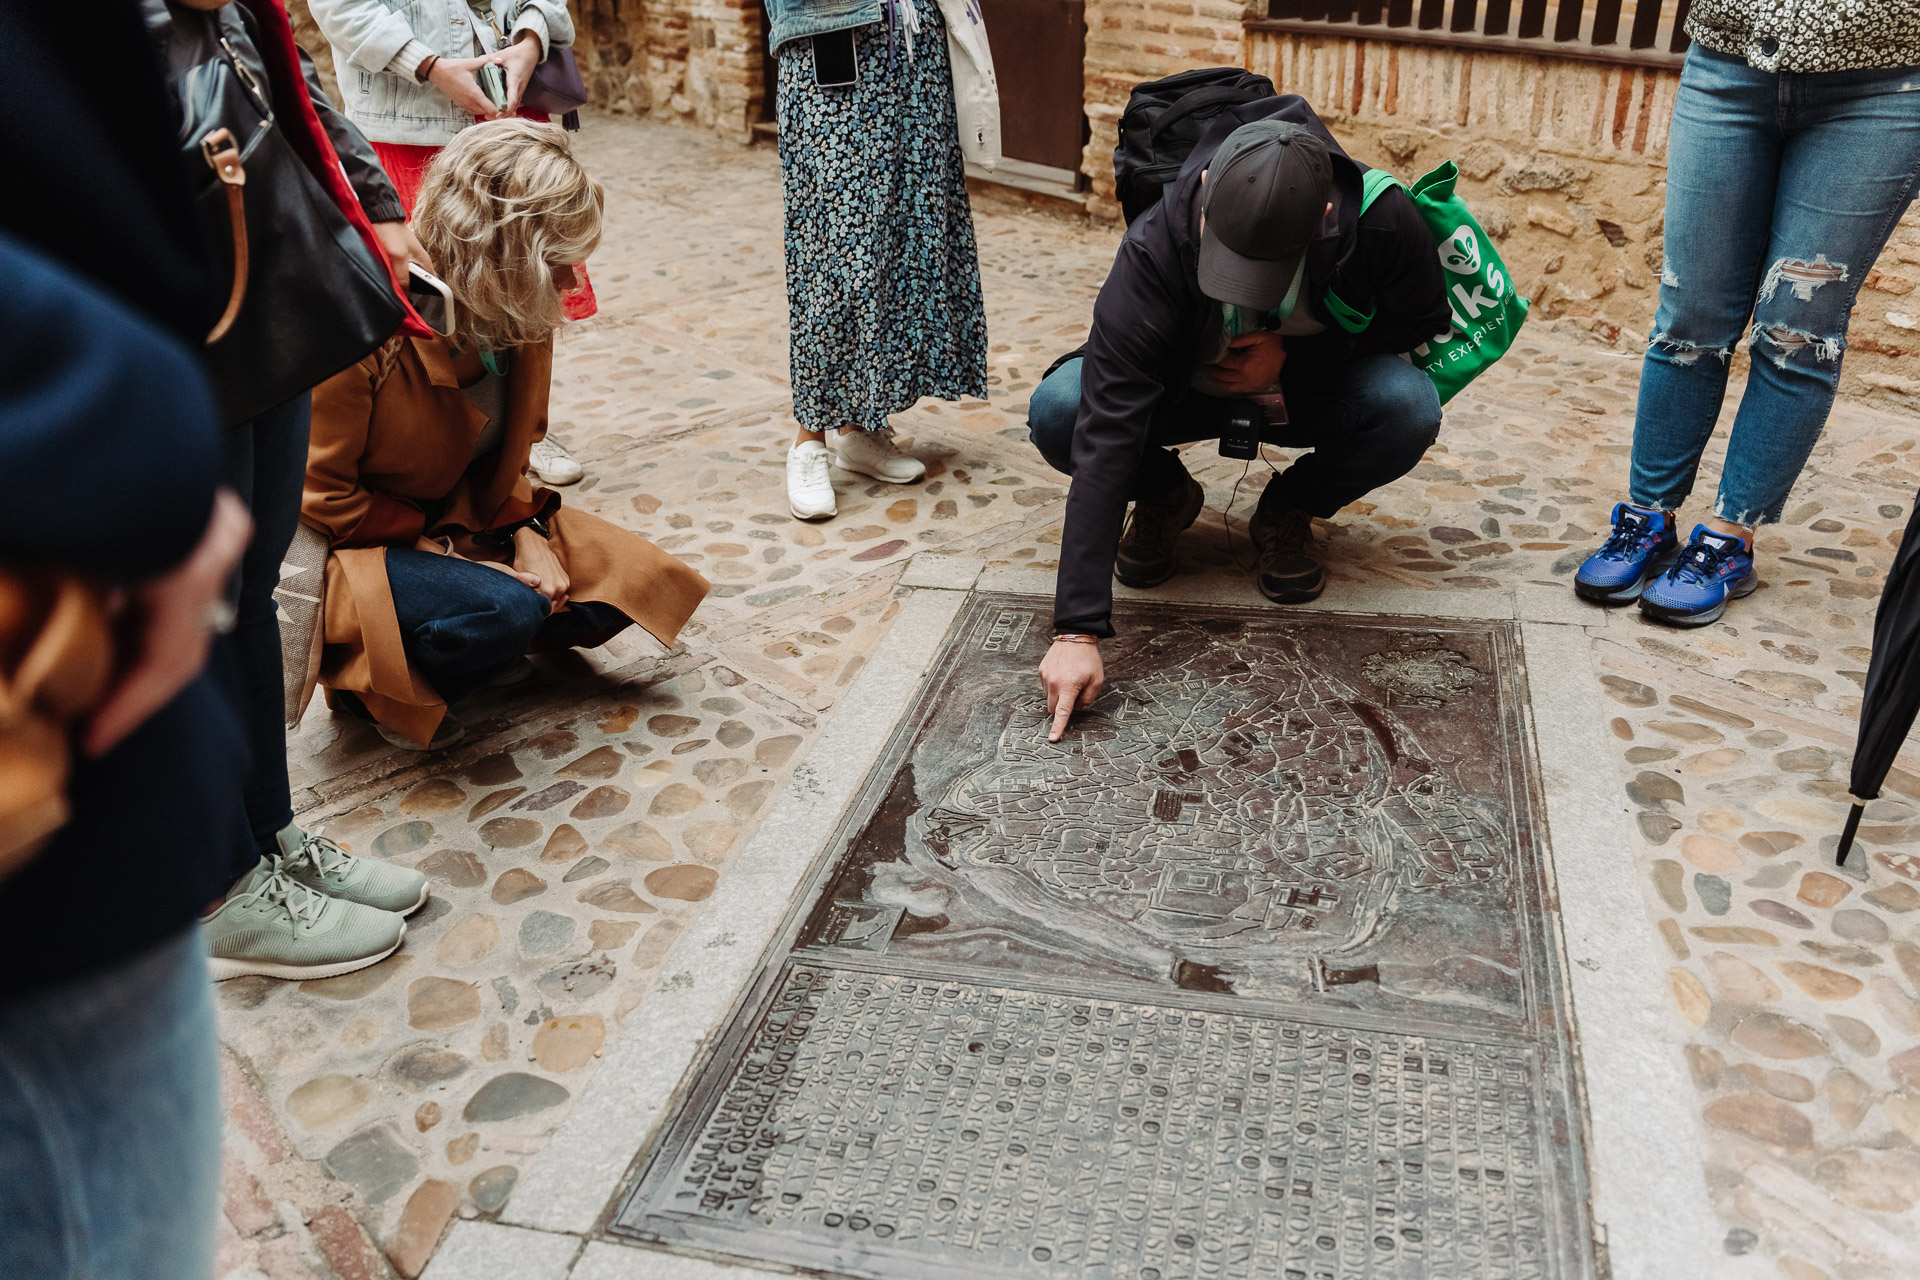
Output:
top-left (150, 0), bottom-right (404, 426)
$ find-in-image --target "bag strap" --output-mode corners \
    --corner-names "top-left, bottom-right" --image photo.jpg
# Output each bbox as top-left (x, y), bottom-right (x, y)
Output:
top-left (469, 0), bottom-right (506, 47)
top-left (1146, 84), bottom-right (1268, 142)
top-left (200, 128), bottom-right (249, 345)
top-left (1357, 167), bottom-right (1403, 216)
top-left (1322, 290), bottom-right (1374, 334)
top-left (1320, 168), bottom-right (1406, 334)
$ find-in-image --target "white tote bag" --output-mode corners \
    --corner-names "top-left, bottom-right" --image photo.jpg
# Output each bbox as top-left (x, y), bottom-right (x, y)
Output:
top-left (933, 0), bottom-right (1001, 169)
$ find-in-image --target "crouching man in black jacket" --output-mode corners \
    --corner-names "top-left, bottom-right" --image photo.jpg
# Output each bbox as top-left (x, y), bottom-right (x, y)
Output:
top-left (1031, 95), bottom-right (1450, 740)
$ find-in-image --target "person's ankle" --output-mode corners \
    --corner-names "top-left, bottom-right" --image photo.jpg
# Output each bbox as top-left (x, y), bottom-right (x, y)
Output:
top-left (1703, 517), bottom-right (1754, 549)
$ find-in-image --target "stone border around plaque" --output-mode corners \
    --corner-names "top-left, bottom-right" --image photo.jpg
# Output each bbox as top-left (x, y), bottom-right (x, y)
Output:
top-left (480, 559), bottom-right (1731, 1280)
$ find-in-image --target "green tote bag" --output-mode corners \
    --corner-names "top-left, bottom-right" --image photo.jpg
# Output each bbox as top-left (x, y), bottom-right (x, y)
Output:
top-left (1326, 161), bottom-right (1530, 404)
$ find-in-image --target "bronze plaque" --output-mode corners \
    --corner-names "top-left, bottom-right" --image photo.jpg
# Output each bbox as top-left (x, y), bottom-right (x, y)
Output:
top-left (614, 594), bottom-right (1595, 1279)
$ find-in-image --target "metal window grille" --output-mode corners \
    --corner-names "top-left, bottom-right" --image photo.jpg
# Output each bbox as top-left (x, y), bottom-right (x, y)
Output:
top-left (1255, 0), bottom-right (1693, 68)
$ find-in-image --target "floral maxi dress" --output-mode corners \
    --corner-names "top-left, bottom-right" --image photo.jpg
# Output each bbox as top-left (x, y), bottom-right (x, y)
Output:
top-left (777, 7), bottom-right (990, 433)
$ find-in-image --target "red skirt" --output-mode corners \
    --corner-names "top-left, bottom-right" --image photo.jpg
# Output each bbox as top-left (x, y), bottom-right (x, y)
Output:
top-left (372, 124), bottom-right (598, 322)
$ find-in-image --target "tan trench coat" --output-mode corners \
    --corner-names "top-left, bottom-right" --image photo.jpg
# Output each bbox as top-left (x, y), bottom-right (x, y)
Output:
top-left (301, 335), bottom-right (708, 746)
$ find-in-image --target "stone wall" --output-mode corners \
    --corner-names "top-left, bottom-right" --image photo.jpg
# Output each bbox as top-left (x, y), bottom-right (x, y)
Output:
top-left (570, 0), bottom-right (766, 140)
top-left (1239, 29), bottom-right (1920, 403)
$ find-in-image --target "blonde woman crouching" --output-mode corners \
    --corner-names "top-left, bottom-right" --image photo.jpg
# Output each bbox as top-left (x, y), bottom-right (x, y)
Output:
top-left (300, 119), bottom-right (708, 750)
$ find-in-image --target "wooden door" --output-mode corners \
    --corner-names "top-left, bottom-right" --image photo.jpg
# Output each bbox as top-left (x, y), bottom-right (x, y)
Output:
top-left (977, 0), bottom-right (1088, 183)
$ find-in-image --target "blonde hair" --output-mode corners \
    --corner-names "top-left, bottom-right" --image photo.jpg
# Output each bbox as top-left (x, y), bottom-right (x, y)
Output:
top-left (414, 119), bottom-right (604, 351)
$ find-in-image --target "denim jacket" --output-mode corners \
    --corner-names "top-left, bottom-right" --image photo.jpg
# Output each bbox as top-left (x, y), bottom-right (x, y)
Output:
top-left (307, 0), bottom-right (573, 145)
top-left (764, 0), bottom-right (883, 55)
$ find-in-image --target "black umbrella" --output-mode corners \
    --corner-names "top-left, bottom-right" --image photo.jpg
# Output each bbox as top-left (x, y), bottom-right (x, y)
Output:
top-left (1838, 497), bottom-right (1920, 866)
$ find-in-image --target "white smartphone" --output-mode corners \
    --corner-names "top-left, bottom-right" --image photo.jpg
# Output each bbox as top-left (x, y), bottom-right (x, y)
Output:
top-left (406, 263), bottom-right (457, 336)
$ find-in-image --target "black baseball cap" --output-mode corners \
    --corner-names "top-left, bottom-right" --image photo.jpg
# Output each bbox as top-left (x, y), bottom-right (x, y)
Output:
top-left (1197, 120), bottom-right (1333, 311)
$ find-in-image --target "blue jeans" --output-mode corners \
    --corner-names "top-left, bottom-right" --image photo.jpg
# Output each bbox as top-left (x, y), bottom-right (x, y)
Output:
top-left (1027, 353), bottom-right (1441, 514)
top-left (383, 548), bottom-right (633, 703)
top-left (0, 930), bottom-right (219, 1280)
top-left (223, 394), bottom-right (311, 877)
top-left (1630, 47), bottom-right (1920, 525)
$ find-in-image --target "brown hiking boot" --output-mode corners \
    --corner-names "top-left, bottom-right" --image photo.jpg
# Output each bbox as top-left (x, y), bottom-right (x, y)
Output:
top-left (1114, 473), bottom-right (1205, 588)
top-left (1248, 500), bottom-right (1326, 603)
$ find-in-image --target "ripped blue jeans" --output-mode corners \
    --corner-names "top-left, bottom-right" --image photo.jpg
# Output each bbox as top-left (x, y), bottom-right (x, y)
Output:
top-left (1630, 46), bottom-right (1920, 525)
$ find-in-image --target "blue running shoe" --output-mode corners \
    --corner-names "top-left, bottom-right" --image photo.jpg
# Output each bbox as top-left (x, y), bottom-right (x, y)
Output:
top-left (1574, 504), bottom-right (1678, 604)
top-left (1639, 526), bottom-right (1757, 626)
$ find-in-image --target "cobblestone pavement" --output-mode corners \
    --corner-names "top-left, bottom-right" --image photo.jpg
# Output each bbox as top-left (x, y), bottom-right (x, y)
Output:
top-left (214, 115), bottom-right (1920, 1279)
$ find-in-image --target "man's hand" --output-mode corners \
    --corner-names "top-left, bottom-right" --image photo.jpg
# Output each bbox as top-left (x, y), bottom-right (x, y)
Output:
top-left (499, 32), bottom-right (543, 115)
top-left (428, 54), bottom-right (507, 120)
top-left (1040, 639), bottom-right (1105, 742)
top-left (84, 489), bottom-right (252, 757)
top-left (370, 221), bottom-right (433, 282)
top-left (513, 526), bottom-right (569, 609)
top-left (1205, 330), bottom-right (1286, 395)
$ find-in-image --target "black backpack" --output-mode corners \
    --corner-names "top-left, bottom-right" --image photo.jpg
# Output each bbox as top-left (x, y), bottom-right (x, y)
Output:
top-left (1113, 68), bottom-right (1276, 225)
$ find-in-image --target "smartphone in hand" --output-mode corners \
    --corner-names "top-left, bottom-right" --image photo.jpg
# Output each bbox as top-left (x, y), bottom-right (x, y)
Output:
top-left (477, 60), bottom-right (509, 113)
top-left (407, 264), bottom-right (457, 336)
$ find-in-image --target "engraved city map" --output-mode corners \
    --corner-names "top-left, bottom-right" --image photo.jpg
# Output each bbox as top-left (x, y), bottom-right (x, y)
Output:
top-left (615, 595), bottom-right (1595, 1279)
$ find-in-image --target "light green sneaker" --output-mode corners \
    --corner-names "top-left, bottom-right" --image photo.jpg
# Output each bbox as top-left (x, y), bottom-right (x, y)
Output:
top-left (204, 863), bottom-right (406, 981)
top-left (276, 824), bottom-right (430, 915)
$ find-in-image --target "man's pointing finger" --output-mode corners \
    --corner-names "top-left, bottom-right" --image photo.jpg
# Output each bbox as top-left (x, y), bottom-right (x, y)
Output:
top-left (1048, 695), bottom-right (1077, 743)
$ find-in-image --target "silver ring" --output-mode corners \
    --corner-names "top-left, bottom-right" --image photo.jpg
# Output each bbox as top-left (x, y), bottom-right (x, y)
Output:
top-left (204, 600), bottom-right (239, 634)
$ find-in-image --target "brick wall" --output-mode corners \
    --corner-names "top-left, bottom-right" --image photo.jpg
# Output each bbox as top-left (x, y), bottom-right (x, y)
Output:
top-left (1082, 0), bottom-right (1256, 220)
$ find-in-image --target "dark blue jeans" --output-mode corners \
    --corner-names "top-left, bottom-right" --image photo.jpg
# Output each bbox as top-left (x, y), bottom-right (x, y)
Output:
top-left (223, 393), bottom-right (311, 877)
top-left (1630, 47), bottom-right (1920, 524)
top-left (1027, 353), bottom-right (1441, 515)
top-left (382, 548), bottom-right (632, 704)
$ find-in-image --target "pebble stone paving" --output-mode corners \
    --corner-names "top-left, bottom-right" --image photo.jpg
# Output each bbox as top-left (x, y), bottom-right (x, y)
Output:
top-left (212, 115), bottom-right (1920, 1280)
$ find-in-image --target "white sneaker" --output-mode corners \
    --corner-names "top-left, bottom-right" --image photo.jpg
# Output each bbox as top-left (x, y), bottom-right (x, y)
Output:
top-left (529, 436), bottom-right (584, 485)
top-left (832, 428), bottom-right (926, 483)
top-left (787, 440), bottom-right (837, 520)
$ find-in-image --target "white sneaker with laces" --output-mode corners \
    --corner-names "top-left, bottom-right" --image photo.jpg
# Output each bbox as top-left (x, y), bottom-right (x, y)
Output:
top-left (203, 862), bottom-right (407, 981)
top-left (529, 436), bottom-right (584, 485)
top-left (832, 427), bottom-right (926, 483)
top-left (787, 440), bottom-right (837, 520)
top-left (276, 823), bottom-right (430, 915)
